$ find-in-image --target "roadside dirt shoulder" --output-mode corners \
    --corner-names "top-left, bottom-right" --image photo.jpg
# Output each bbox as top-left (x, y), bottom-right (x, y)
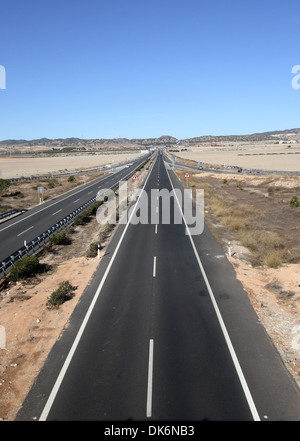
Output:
top-left (229, 256), bottom-right (300, 388)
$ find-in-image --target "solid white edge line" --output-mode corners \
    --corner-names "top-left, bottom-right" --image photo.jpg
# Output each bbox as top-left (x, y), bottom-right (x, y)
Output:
top-left (39, 155), bottom-right (157, 421)
top-left (164, 161), bottom-right (261, 422)
top-left (146, 339), bottom-right (154, 418)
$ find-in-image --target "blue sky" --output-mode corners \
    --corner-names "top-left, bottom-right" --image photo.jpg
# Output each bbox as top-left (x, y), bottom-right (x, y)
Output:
top-left (0, 0), bottom-right (300, 140)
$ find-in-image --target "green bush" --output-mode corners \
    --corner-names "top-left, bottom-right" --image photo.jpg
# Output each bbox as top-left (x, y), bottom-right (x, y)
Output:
top-left (86, 241), bottom-right (100, 258)
top-left (10, 256), bottom-right (43, 282)
top-left (290, 196), bottom-right (299, 208)
top-left (49, 231), bottom-right (70, 245)
top-left (74, 201), bottom-right (103, 225)
top-left (136, 159), bottom-right (149, 172)
top-left (47, 178), bottom-right (58, 188)
top-left (47, 281), bottom-right (73, 309)
top-left (73, 211), bottom-right (90, 225)
top-left (67, 175), bottom-right (75, 182)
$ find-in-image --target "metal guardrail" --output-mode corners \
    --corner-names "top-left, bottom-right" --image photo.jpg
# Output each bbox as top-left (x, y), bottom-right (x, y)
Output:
top-left (0, 208), bottom-right (27, 221)
top-left (0, 196), bottom-right (97, 280)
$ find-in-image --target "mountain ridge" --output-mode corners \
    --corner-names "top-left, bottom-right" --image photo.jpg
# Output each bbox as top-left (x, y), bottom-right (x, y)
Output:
top-left (1, 128), bottom-right (300, 151)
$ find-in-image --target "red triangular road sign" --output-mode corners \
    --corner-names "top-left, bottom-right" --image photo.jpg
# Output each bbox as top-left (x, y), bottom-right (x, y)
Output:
top-left (132, 174), bottom-right (139, 180)
top-left (184, 172), bottom-right (190, 178)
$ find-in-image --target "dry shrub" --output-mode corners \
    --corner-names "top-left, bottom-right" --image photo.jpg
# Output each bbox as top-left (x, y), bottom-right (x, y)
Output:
top-left (210, 198), bottom-right (228, 217)
top-left (223, 216), bottom-right (248, 231)
top-left (263, 250), bottom-right (285, 268)
top-left (239, 230), bottom-right (286, 267)
top-left (239, 231), bottom-right (258, 252)
top-left (231, 204), bottom-right (257, 218)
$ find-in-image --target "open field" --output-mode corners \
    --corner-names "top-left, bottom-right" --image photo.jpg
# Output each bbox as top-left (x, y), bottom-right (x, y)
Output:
top-left (0, 151), bottom-right (143, 179)
top-left (0, 172), bottom-right (104, 214)
top-left (175, 142), bottom-right (300, 171)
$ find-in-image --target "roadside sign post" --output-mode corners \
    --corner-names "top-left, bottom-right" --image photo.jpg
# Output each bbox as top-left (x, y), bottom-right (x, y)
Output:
top-left (37, 186), bottom-right (44, 205)
top-left (228, 241), bottom-right (232, 256)
top-left (184, 172), bottom-right (190, 187)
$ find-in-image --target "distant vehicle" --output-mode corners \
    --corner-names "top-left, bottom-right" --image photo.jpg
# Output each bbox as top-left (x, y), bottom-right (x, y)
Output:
top-left (197, 165), bottom-right (203, 170)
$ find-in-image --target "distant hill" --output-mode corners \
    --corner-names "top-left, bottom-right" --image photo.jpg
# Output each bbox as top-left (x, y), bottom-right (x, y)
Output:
top-left (184, 128), bottom-right (300, 144)
top-left (0, 129), bottom-right (299, 153)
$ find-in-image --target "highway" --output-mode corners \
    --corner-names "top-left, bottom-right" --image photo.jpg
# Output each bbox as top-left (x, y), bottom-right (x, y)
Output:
top-left (0, 155), bottom-right (149, 265)
top-left (15, 152), bottom-right (300, 421)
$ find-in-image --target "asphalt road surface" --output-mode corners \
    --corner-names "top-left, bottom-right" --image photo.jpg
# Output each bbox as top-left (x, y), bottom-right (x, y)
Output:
top-left (16, 152), bottom-right (300, 421)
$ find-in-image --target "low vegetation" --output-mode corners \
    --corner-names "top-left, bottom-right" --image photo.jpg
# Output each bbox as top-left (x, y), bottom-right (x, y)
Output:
top-left (9, 256), bottom-right (47, 282)
top-left (179, 171), bottom-right (300, 268)
top-left (73, 201), bottom-right (103, 226)
top-left (49, 231), bottom-right (71, 246)
top-left (290, 195), bottom-right (299, 208)
top-left (86, 241), bottom-right (100, 258)
top-left (136, 158), bottom-right (150, 171)
top-left (46, 280), bottom-right (74, 309)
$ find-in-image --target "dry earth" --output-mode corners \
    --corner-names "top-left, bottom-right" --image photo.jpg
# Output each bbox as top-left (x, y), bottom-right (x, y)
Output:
top-left (228, 255), bottom-right (300, 387)
top-left (175, 143), bottom-right (300, 171)
top-left (0, 151), bottom-right (143, 179)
